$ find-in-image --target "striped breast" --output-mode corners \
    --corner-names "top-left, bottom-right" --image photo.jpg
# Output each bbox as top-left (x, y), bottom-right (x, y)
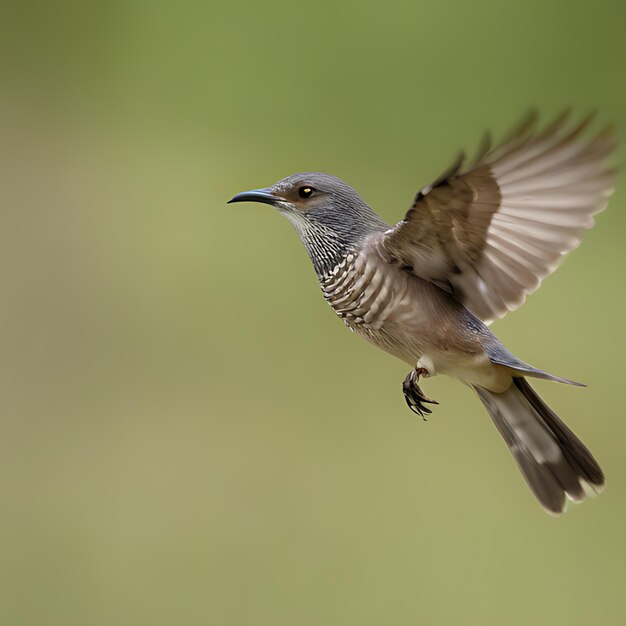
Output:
top-left (320, 246), bottom-right (414, 332)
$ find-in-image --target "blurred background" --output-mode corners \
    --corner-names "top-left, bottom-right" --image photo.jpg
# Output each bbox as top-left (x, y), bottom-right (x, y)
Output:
top-left (1, 1), bottom-right (625, 624)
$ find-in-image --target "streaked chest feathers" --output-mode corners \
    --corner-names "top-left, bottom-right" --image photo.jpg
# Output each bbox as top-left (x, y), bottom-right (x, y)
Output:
top-left (320, 248), bottom-right (414, 331)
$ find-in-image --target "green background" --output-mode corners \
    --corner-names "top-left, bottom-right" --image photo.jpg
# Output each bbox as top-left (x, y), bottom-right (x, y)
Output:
top-left (1, 1), bottom-right (625, 624)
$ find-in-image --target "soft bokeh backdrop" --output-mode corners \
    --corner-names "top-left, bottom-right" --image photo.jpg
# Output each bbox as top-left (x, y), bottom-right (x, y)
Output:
top-left (1, 1), bottom-right (625, 624)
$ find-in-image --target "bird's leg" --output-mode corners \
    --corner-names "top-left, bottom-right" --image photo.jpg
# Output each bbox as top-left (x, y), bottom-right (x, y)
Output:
top-left (402, 366), bottom-right (438, 420)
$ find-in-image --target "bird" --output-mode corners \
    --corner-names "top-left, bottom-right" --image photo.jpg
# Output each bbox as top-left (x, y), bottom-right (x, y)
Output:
top-left (228, 111), bottom-right (615, 514)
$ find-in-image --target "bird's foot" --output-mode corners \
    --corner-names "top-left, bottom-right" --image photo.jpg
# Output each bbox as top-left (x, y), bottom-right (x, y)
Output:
top-left (402, 368), bottom-right (438, 420)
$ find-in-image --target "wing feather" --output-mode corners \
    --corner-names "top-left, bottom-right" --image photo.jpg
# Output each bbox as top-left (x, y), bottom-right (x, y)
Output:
top-left (381, 112), bottom-right (616, 322)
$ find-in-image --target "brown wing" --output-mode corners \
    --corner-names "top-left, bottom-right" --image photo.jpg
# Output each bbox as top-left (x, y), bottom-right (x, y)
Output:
top-left (381, 111), bottom-right (617, 323)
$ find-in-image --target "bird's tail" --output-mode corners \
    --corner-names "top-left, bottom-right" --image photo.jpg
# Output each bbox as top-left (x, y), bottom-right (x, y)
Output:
top-left (473, 378), bottom-right (604, 514)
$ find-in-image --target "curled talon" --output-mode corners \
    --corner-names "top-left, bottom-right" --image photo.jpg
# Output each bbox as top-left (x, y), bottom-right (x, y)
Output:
top-left (402, 369), bottom-right (439, 420)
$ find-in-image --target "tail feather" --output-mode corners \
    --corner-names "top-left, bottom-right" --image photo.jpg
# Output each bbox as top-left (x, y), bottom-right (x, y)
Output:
top-left (474, 378), bottom-right (604, 514)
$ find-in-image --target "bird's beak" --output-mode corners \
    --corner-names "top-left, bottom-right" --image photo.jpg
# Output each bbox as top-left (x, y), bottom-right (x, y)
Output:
top-left (227, 188), bottom-right (281, 206)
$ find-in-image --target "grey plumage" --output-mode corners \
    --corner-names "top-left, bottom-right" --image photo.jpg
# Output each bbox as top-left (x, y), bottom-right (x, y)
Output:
top-left (228, 112), bottom-right (614, 514)
top-left (474, 379), bottom-right (604, 513)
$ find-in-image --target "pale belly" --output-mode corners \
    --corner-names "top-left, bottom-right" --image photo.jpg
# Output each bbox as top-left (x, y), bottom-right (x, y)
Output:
top-left (352, 322), bottom-right (513, 392)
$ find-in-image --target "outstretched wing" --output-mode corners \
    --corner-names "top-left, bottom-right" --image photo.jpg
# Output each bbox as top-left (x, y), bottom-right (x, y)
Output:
top-left (381, 111), bottom-right (616, 323)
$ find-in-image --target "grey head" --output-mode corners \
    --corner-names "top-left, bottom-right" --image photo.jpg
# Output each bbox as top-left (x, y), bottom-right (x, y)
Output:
top-left (228, 172), bottom-right (388, 277)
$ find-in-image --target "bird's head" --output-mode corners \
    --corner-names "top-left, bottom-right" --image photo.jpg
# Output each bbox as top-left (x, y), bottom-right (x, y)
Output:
top-left (228, 172), bottom-right (388, 275)
top-left (228, 171), bottom-right (365, 218)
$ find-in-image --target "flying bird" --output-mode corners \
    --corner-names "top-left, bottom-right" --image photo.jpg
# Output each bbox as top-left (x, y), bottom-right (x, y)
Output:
top-left (228, 111), bottom-right (615, 514)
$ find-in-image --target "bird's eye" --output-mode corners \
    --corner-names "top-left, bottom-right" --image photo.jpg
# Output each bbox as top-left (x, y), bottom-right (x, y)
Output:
top-left (298, 186), bottom-right (315, 199)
